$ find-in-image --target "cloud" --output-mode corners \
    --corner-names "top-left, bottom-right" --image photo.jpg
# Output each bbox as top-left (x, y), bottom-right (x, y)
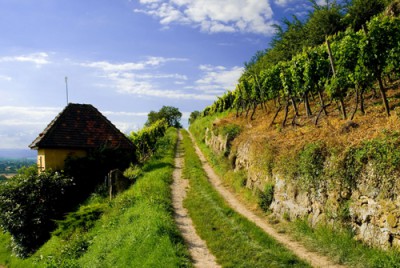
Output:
top-left (0, 52), bottom-right (50, 67)
top-left (0, 106), bottom-right (60, 127)
top-left (274, 0), bottom-right (295, 7)
top-left (81, 56), bottom-right (187, 72)
top-left (195, 64), bottom-right (244, 92)
top-left (0, 75), bottom-right (12, 81)
top-left (110, 74), bottom-right (215, 100)
top-left (0, 106), bottom-right (61, 149)
top-left (134, 0), bottom-right (276, 35)
top-left (81, 58), bottom-right (216, 100)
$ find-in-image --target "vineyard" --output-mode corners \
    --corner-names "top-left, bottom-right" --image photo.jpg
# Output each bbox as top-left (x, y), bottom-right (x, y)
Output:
top-left (200, 13), bottom-right (400, 126)
top-left (129, 118), bottom-right (168, 162)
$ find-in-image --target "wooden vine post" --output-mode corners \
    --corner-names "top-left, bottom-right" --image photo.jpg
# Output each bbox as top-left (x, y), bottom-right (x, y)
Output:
top-left (326, 37), bottom-right (347, 119)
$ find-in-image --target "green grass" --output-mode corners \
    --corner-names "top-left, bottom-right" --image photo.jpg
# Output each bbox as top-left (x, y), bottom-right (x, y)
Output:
top-left (286, 219), bottom-right (400, 268)
top-left (189, 113), bottom-right (260, 205)
top-left (181, 130), bottom-right (310, 267)
top-left (0, 128), bottom-right (192, 268)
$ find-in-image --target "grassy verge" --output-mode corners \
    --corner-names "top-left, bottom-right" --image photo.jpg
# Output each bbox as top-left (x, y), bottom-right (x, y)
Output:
top-left (0, 128), bottom-right (192, 268)
top-left (190, 115), bottom-right (400, 268)
top-left (189, 112), bottom-right (260, 206)
top-left (280, 219), bottom-right (400, 268)
top-left (181, 130), bottom-right (310, 267)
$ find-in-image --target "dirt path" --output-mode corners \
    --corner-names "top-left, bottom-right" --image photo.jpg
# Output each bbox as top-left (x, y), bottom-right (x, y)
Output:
top-left (171, 131), bottom-right (221, 268)
top-left (189, 132), bottom-right (346, 268)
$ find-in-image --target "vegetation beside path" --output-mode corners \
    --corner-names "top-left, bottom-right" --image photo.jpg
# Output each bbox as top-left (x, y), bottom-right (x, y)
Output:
top-left (180, 130), bottom-right (310, 267)
top-left (0, 128), bottom-right (192, 268)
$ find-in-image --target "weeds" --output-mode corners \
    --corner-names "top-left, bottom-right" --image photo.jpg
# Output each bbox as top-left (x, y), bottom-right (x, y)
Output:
top-left (288, 219), bottom-right (400, 267)
top-left (297, 142), bottom-right (327, 190)
top-left (258, 183), bottom-right (275, 212)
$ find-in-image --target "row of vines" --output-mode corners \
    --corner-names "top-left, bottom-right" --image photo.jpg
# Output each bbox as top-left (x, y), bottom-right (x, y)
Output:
top-left (202, 15), bottom-right (400, 126)
top-left (129, 119), bottom-right (168, 162)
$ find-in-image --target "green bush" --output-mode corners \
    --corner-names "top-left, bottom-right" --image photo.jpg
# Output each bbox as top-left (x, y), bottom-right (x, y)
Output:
top-left (220, 124), bottom-right (241, 142)
top-left (298, 142), bottom-right (327, 190)
top-left (0, 170), bottom-right (74, 257)
top-left (342, 132), bottom-right (400, 197)
top-left (123, 164), bottom-right (142, 182)
top-left (258, 183), bottom-right (275, 212)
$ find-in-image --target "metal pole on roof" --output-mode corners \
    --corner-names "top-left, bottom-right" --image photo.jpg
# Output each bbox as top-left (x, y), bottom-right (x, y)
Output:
top-left (65, 76), bottom-right (69, 105)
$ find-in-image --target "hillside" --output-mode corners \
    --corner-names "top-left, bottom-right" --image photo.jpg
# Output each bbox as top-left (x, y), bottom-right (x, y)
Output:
top-left (212, 80), bottom-right (400, 158)
top-left (188, 4), bottom-right (400, 252)
top-left (189, 77), bottom-right (400, 252)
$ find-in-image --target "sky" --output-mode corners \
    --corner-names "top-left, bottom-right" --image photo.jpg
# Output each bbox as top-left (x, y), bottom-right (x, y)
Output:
top-left (0, 0), bottom-right (317, 149)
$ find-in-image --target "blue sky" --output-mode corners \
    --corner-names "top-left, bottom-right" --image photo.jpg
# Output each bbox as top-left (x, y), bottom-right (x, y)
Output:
top-left (0, 0), bottom-right (315, 149)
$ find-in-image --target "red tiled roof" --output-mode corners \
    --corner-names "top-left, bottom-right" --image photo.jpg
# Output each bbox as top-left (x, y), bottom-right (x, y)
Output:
top-left (29, 103), bottom-right (135, 151)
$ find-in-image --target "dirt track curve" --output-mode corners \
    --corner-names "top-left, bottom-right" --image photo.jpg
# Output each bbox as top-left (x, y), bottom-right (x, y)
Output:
top-left (189, 131), bottom-right (346, 268)
top-left (171, 131), bottom-right (221, 268)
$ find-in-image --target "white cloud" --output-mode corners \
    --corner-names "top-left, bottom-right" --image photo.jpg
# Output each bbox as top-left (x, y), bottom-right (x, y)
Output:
top-left (196, 64), bottom-right (243, 92)
top-left (110, 73), bottom-right (215, 100)
top-left (0, 106), bottom-right (61, 149)
top-left (0, 106), bottom-right (60, 121)
top-left (0, 75), bottom-right (12, 81)
top-left (81, 57), bottom-right (216, 100)
top-left (0, 52), bottom-right (50, 67)
top-left (102, 111), bottom-right (149, 117)
top-left (274, 0), bottom-right (294, 7)
top-left (134, 0), bottom-right (275, 35)
top-left (81, 56), bottom-right (187, 72)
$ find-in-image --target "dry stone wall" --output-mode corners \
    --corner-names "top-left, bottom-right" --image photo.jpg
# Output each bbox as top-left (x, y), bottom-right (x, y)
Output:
top-left (205, 130), bottom-right (400, 249)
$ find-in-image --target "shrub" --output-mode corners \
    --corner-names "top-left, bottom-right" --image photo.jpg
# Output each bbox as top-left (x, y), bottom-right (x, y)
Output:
top-left (297, 142), bottom-right (327, 190)
top-left (220, 124), bottom-right (241, 142)
top-left (258, 183), bottom-right (275, 212)
top-left (0, 170), bottom-right (73, 257)
top-left (123, 164), bottom-right (142, 182)
top-left (342, 132), bottom-right (400, 198)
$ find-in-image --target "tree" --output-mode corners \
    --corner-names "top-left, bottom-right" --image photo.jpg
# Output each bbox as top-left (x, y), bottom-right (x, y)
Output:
top-left (145, 106), bottom-right (182, 128)
top-left (304, 0), bottom-right (346, 47)
top-left (269, 16), bottom-right (306, 62)
top-left (345, 0), bottom-right (386, 31)
top-left (188, 111), bottom-right (201, 125)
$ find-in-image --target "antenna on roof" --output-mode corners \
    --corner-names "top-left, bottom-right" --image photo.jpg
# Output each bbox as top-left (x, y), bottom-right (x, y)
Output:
top-left (65, 76), bottom-right (69, 105)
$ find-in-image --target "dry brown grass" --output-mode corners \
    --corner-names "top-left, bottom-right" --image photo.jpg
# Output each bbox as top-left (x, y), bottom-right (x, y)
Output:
top-left (213, 81), bottom-right (400, 158)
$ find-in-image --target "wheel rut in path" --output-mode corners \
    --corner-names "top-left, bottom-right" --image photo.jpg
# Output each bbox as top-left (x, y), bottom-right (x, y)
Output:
top-left (189, 132), bottom-right (346, 268)
top-left (172, 131), bottom-right (221, 268)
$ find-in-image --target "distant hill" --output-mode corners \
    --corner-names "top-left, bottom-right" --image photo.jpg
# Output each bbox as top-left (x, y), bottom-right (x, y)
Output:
top-left (0, 149), bottom-right (36, 159)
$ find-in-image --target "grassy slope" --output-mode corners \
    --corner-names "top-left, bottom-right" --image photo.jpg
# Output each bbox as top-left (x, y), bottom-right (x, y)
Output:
top-left (181, 130), bottom-right (310, 268)
top-left (189, 102), bottom-right (400, 267)
top-left (0, 128), bottom-right (192, 268)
